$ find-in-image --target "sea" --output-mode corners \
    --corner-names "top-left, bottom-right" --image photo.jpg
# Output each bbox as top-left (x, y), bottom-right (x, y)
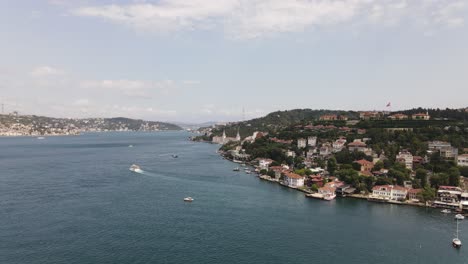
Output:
top-left (0, 131), bottom-right (467, 264)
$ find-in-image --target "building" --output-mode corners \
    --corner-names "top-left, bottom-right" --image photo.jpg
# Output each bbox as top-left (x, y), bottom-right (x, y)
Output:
top-left (359, 111), bottom-right (383, 120)
top-left (412, 111), bottom-right (430, 120)
top-left (319, 114), bottom-right (337, 121)
top-left (269, 166), bottom-right (286, 179)
top-left (434, 186), bottom-right (462, 209)
top-left (319, 144), bottom-right (333, 156)
top-left (212, 129), bottom-right (240, 144)
top-left (258, 159), bottom-right (273, 171)
top-left (372, 185), bottom-right (408, 201)
top-left (283, 172), bottom-right (304, 188)
top-left (308, 136), bottom-right (317, 147)
top-left (458, 154), bottom-right (468, 167)
top-left (297, 138), bottom-right (307, 148)
top-left (332, 138), bottom-right (347, 153)
top-left (388, 113), bottom-right (408, 120)
top-left (440, 147), bottom-right (458, 161)
top-left (408, 189), bottom-right (423, 201)
top-left (355, 159), bottom-right (374, 173)
top-left (348, 139), bottom-right (367, 152)
top-left (396, 150), bottom-right (414, 170)
top-left (428, 141), bottom-right (451, 150)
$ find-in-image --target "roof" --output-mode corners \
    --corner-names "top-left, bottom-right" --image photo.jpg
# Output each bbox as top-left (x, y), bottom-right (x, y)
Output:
top-left (348, 141), bottom-right (367, 147)
top-left (284, 172), bottom-right (303, 179)
top-left (408, 188), bottom-right (423, 194)
top-left (356, 159), bottom-right (373, 166)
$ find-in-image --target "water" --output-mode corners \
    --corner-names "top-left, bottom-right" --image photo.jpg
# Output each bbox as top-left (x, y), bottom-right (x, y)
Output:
top-left (0, 132), bottom-right (467, 264)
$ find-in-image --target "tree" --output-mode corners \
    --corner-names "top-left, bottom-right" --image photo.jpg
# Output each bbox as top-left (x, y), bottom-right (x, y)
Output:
top-left (448, 167), bottom-right (461, 186)
top-left (311, 184), bottom-right (319, 192)
top-left (327, 157), bottom-right (338, 175)
top-left (415, 168), bottom-right (428, 187)
top-left (352, 162), bottom-right (362, 171)
top-left (373, 160), bottom-right (384, 171)
top-left (267, 170), bottom-right (275, 178)
top-left (419, 186), bottom-right (436, 202)
top-left (260, 169), bottom-right (268, 175)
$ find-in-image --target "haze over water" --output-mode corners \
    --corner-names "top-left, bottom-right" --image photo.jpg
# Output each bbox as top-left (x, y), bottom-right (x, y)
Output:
top-left (1, 132), bottom-right (467, 264)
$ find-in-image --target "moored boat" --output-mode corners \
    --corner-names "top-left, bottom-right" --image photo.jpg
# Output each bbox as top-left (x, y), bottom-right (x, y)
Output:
top-left (453, 219), bottom-right (462, 248)
top-left (323, 193), bottom-right (337, 201)
top-left (441, 209), bottom-right (451, 214)
top-left (455, 214), bottom-right (465, 220)
top-left (233, 167), bottom-right (240, 172)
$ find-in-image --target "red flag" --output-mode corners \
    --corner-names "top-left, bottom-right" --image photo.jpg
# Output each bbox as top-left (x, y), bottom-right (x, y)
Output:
top-left (386, 102), bottom-right (391, 107)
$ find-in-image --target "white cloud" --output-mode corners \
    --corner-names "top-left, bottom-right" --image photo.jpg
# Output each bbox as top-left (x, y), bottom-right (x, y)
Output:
top-left (72, 0), bottom-right (468, 39)
top-left (30, 66), bottom-right (64, 77)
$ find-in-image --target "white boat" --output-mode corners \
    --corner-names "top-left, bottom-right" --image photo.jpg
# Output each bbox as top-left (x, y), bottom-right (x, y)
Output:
top-left (245, 170), bottom-right (251, 174)
top-left (233, 167), bottom-right (240, 172)
top-left (129, 164), bottom-right (143, 173)
top-left (128, 145), bottom-right (133, 147)
top-left (323, 193), bottom-right (337, 201)
top-left (441, 209), bottom-right (451, 214)
top-left (453, 219), bottom-right (462, 248)
top-left (37, 137), bottom-right (45, 140)
top-left (455, 214), bottom-right (465, 220)
top-left (184, 197), bottom-right (194, 202)
top-left (172, 154), bottom-right (178, 158)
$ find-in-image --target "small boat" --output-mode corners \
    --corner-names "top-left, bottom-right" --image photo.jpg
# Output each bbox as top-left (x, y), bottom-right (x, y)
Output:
top-left (129, 164), bottom-right (143, 173)
top-left (453, 219), bottom-right (462, 248)
top-left (184, 197), bottom-right (194, 202)
top-left (37, 137), bottom-right (45, 140)
top-left (172, 154), bottom-right (178, 158)
top-left (128, 145), bottom-right (133, 148)
top-left (245, 170), bottom-right (251, 174)
top-left (323, 193), bottom-right (337, 201)
top-left (241, 163), bottom-right (246, 167)
top-left (233, 167), bottom-right (240, 172)
top-left (455, 214), bottom-right (465, 220)
top-left (441, 209), bottom-right (451, 214)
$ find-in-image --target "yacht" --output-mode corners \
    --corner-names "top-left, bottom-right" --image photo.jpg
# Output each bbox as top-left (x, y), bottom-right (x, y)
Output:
top-left (453, 219), bottom-right (462, 248)
top-left (441, 209), bottom-right (451, 214)
top-left (129, 164), bottom-right (143, 173)
top-left (184, 197), bottom-right (194, 202)
top-left (455, 214), bottom-right (465, 220)
top-left (233, 167), bottom-right (240, 172)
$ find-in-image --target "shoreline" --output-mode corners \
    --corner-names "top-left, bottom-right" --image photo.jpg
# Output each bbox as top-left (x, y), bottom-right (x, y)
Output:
top-left (216, 148), bottom-right (434, 210)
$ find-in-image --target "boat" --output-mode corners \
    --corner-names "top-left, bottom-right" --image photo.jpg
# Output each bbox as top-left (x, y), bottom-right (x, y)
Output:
top-left (245, 170), bottom-right (251, 174)
top-left (128, 145), bottom-right (133, 147)
top-left (172, 154), bottom-right (178, 158)
top-left (233, 167), bottom-right (240, 172)
top-left (323, 193), bottom-right (337, 201)
top-left (241, 163), bottom-right (246, 167)
top-left (455, 214), bottom-right (465, 220)
top-left (184, 197), bottom-right (194, 202)
top-left (37, 137), bottom-right (45, 140)
top-left (129, 164), bottom-right (143, 173)
top-left (441, 209), bottom-right (452, 214)
top-left (453, 219), bottom-right (462, 248)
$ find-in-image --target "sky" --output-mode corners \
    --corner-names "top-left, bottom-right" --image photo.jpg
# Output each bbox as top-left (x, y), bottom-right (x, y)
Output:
top-left (0, 0), bottom-right (467, 123)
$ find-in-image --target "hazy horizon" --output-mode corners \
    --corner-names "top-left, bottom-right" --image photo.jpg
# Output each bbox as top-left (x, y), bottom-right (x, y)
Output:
top-left (1, 0), bottom-right (468, 123)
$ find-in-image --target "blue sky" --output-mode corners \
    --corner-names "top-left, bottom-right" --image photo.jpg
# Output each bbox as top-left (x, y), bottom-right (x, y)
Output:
top-left (1, 0), bottom-right (467, 122)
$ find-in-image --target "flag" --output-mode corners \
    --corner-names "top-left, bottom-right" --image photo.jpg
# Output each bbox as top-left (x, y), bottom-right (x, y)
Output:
top-left (386, 102), bottom-right (391, 107)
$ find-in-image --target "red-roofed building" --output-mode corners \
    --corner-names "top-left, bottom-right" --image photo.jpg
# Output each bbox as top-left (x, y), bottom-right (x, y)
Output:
top-left (320, 114), bottom-right (338, 121)
top-left (348, 140), bottom-right (367, 152)
top-left (408, 188), bottom-right (423, 201)
top-left (388, 113), bottom-right (408, 120)
top-left (355, 159), bottom-right (374, 173)
top-left (283, 172), bottom-right (304, 188)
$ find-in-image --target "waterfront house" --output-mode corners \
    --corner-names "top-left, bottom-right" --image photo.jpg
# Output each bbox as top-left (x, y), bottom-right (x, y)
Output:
top-left (372, 185), bottom-right (408, 201)
top-left (270, 166), bottom-right (286, 179)
top-left (408, 189), bottom-right (423, 201)
top-left (258, 159), bottom-right (274, 171)
top-left (434, 186), bottom-right (462, 209)
top-left (283, 172), bottom-right (304, 188)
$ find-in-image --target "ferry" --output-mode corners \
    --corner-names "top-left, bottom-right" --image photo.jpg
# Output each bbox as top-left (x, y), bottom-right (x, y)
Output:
top-left (129, 164), bottom-right (143, 173)
top-left (184, 197), bottom-right (194, 202)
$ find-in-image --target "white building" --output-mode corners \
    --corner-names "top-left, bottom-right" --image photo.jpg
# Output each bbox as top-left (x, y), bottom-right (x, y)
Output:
top-left (348, 139), bottom-right (367, 152)
top-left (396, 150), bottom-right (413, 170)
top-left (297, 138), bottom-right (307, 148)
top-left (308, 136), bottom-right (317, 147)
top-left (283, 172), bottom-right (304, 188)
top-left (332, 138), bottom-right (347, 153)
top-left (259, 159), bottom-right (273, 170)
top-left (428, 141), bottom-right (451, 150)
top-left (458, 154), bottom-right (468, 167)
top-left (372, 185), bottom-right (408, 201)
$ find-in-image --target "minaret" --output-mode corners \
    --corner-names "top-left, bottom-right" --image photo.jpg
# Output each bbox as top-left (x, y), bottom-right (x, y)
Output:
top-left (222, 129), bottom-right (226, 144)
top-left (236, 127), bottom-right (241, 141)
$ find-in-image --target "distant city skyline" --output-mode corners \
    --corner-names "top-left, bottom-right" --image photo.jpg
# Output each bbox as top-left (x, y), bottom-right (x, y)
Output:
top-left (1, 0), bottom-right (468, 123)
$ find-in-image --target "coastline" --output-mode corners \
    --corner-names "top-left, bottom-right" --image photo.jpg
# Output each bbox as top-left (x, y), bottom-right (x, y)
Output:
top-left (214, 145), bottom-right (433, 210)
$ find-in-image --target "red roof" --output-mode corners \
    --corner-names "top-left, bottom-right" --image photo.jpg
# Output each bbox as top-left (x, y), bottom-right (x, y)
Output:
top-left (348, 141), bottom-right (367, 147)
top-left (356, 159), bottom-right (373, 166)
top-left (284, 172), bottom-right (303, 179)
top-left (408, 188), bottom-right (423, 194)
